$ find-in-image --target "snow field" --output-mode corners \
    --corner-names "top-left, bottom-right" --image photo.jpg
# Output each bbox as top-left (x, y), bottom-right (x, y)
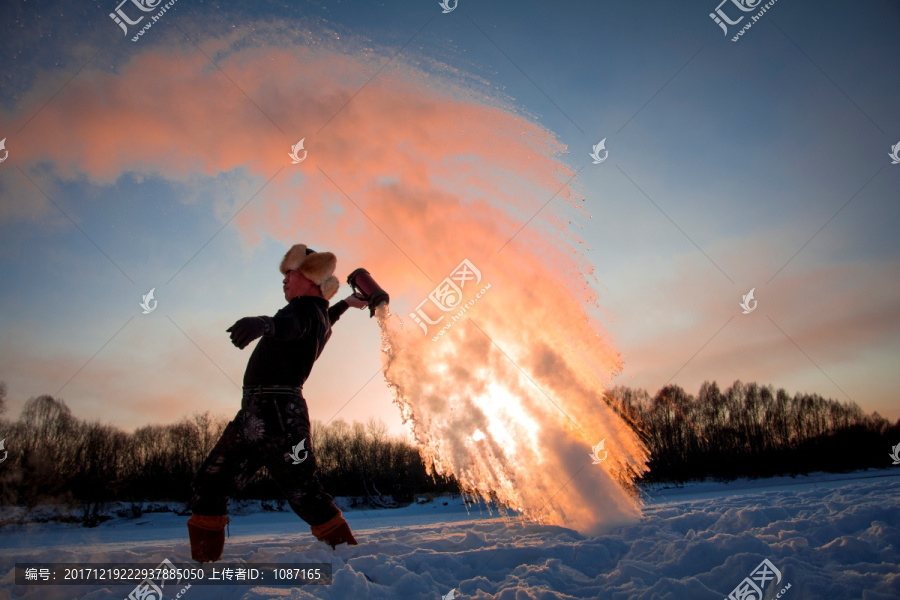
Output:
top-left (0, 471), bottom-right (897, 599)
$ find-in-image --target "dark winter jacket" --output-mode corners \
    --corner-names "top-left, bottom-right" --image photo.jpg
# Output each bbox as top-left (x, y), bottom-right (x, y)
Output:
top-left (242, 297), bottom-right (350, 388)
top-left (327, 299), bottom-right (350, 324)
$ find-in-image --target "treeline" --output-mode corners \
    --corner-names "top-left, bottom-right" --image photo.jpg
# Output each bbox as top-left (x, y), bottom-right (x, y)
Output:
top-left (0, 387), bottom-right (456, 519)
top-left (606, 380), bottom-right (900, 482)
top-left (1, 380), bottom-right (897, 518)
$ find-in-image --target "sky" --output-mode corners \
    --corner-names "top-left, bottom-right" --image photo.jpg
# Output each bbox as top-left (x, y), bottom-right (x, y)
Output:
top-left (0, 0), bottom-right (898, 439)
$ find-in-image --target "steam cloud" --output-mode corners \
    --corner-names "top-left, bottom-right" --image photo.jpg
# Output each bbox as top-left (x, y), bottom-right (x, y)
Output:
top-left (6, 23), bottom-right (648, 532)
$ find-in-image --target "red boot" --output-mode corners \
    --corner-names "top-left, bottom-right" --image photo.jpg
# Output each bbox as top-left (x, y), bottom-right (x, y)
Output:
top-left (187, 514), bottom-right (230, 562)
top-left (310, 510), bottom-right (358, 548)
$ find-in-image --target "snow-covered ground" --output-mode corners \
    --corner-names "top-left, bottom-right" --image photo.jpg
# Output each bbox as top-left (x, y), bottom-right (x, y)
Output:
top-left (1, 469), bottom-right (898, 599)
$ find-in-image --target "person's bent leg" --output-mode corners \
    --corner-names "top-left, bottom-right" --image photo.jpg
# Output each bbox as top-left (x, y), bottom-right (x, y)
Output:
top-left (263, 398), bottom-right (357, 548)
top-left (268, 456), bottom-right (357, 548)
top-left (187, 413), bottom-right (261, 562)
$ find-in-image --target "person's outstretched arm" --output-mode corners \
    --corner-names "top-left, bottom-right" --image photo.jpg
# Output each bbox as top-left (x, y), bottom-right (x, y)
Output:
top-left (329, 294), bottom-right (367, 324)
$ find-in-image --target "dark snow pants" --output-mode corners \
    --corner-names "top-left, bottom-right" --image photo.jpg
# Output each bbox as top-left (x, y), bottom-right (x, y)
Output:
top-left (188, 386), bottom-right (339, 527)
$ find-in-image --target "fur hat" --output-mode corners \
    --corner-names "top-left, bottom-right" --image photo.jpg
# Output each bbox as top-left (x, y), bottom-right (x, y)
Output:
top-left (280, 244), bottom-right (340, 300)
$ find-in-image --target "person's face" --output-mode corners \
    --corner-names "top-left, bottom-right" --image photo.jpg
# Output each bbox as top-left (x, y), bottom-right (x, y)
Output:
top-left (283, 269), bottom-right (318, 301)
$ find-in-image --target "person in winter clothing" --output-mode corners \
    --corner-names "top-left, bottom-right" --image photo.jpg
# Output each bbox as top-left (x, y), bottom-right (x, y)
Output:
top-left (186, 244), bottom-right (367, 563)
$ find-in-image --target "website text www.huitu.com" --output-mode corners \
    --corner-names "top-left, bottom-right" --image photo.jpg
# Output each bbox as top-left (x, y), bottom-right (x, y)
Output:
top-left (732, 0), bottom-right (780, 42)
